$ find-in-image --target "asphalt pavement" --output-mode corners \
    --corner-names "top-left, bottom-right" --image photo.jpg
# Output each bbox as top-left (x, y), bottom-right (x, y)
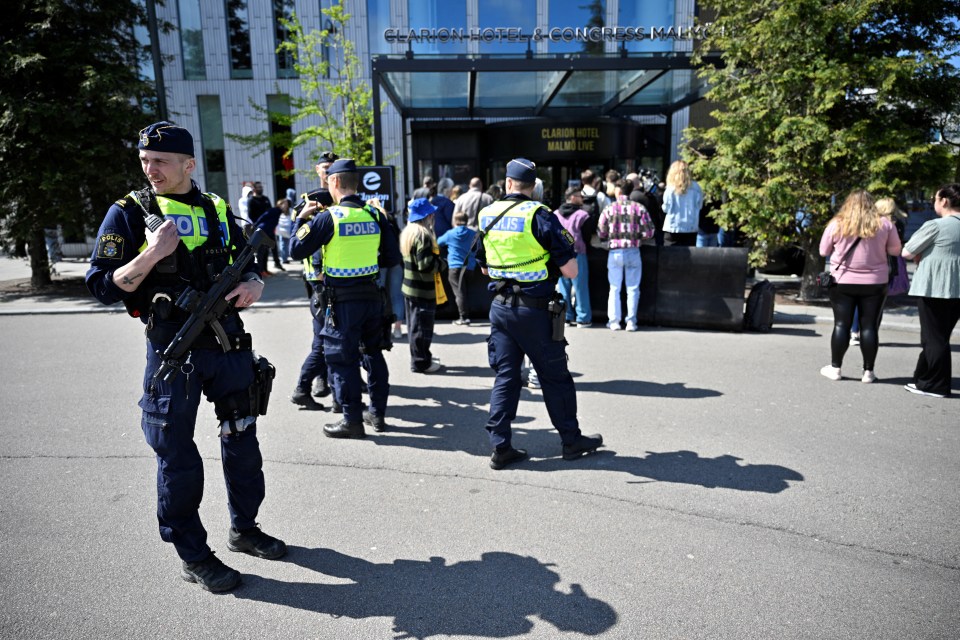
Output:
top-left (0, 255), bottom-right (957, 639)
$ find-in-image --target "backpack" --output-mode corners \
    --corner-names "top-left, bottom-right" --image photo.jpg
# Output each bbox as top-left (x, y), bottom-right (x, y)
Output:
top-left (744, 279), bottom-right (775, 332)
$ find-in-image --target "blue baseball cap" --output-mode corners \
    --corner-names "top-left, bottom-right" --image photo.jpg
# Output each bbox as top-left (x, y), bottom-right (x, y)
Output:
top-left (408, 197), bottom-right (437, 223)
top-left (506, 158), bottom-right (537, 183)
top-left (137, 121), bottom-right (194, 156)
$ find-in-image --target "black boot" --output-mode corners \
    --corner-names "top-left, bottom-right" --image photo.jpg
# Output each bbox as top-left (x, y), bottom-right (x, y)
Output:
top-left (227, 525), bottom-right (287, 560)
top-left (562, 434), bottom-right (603, 460)
top-left (180, 552), bottom-right (241, 592)
top-left (324, 418), bottom-right (366, 439)
top-left (312, 377), bottom-right (331, 397)
top-left (363, 410), bottom-right (386, 432)
top-left (291, 388), bottom-right (323, 410)
top-left (490, 447), bottom-right (528, 470)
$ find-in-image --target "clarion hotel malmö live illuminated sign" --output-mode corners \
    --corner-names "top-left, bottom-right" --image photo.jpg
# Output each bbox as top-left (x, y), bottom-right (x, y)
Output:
top-left (383, 23), bottom-right (715, 44)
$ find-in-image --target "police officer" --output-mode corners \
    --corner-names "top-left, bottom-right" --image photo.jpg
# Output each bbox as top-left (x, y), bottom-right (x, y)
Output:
top-left (476, 158), bottom-right (604, 470)
top-left (290, 151), bottom-right (339, 410)
top-left (85, 122), bottom-right (286, 592)
top-left (290, 158), bottom-right (401, 437)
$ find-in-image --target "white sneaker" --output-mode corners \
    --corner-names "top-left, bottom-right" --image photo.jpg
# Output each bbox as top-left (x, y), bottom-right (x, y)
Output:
top-left (849, 333), bottom-right (860, 346)
top-left (527, 372), bottom-right (541, 389)
top-left (861, 370), bottom-right (876, 383)
top-left (608, 323), bottom-right (622, 331)
top-left (819, 365), bottom-right (842, 381)
top-left (422, 361), bottom-right (442, 373)
top-left (626, 322), bottom-right (638, 332)
top-left (392, 326), bottom-right (403, 339)
top-left (904, 383), bottom-right (946, 398)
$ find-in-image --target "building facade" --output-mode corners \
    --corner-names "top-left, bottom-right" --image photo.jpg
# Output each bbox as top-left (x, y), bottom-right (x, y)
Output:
top-left (148, 0), bottom-right (710, 212)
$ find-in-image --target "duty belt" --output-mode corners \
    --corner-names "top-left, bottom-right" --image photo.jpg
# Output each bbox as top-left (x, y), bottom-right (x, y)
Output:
top-left (492, 293), bottom-right (551, 310)
top-left (147, 324), bottom-right (252, 351)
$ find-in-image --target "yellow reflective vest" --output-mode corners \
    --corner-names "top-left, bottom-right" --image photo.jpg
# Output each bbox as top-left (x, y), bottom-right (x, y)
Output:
top-left (322, 204), bottom-right (381, 278)
top-left (479, 199), bottom-right (550, 282)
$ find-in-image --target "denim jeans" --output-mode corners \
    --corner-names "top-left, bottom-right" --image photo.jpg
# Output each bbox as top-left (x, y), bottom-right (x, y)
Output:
top-left (556, 252), bottom-right (591, 324)
top-left (607, 247), bottom-right (641, 325)
top-left (696, 232), bottom-right (719, 247)
top-left (278, 235), bottom-right (291, 261)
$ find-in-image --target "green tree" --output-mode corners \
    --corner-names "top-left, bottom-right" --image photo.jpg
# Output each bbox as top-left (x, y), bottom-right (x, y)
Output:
top-left (0, 0), bottom-right (157, 287)
top-left (689, 0), bottom-right (959, 299)
top-left (229, 0), bottom-right (375, 173)
top-left (0, 0), bottom-right (158, 287)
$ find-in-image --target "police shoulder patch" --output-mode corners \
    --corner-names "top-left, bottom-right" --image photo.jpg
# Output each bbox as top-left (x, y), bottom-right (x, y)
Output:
top-left (561, 229), bottom-right (575, 246)
top-left (296, 224), bottom-right (310, 240)
top-left (96, 233), bottom-right (125, 260)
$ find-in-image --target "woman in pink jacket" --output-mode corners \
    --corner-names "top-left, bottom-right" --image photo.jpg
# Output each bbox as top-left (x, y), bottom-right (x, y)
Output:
top-left (818, 190), bottom-right (902, 383)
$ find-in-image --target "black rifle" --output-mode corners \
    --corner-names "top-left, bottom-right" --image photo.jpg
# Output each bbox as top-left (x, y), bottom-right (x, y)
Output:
top-left (152, 229), bottom-right (274, 386)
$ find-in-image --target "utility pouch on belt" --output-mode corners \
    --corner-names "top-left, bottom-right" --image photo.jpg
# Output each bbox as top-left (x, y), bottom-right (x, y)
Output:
top-left (380, 287), bottom-right (396, 351)
top-left (251, 354), bottom-right (276, 416)
top-left (547, 294), bottom-right (566, 342)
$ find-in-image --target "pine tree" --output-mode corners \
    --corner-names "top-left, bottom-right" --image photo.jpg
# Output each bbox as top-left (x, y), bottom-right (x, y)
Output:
top-left (0, 0), bottom-right (157, 286)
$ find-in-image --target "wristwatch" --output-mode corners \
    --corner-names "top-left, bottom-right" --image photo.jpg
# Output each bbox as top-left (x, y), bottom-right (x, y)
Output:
top-left (242, 273), bottom-right (264, 285)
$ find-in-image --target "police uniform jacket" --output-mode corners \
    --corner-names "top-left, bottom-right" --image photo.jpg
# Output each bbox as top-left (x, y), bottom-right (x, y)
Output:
top-left (475, 193), bottom-right (576, 298)
top-left (289, 194), bottom-right (402, 288)
top-left (85, 183), bottom-right (258, 325)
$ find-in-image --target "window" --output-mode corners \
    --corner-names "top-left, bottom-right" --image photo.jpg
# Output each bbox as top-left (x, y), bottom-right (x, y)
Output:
top-left (266, 95), bottom-right (294, 199)
top-left (132, 0), bottom-right (154, 81)
top-left (367, 0), bottom-right (392, 56)
top-left (407, 0), bottom-right (467, 54)
top-left (547, 0), bottom-right (606, 55)
top-left (618, 0), bottom-right (674, 53)
top-left (225, 0), bottom-right (253, 79)
top-left (197, 96), bottom-right (227, 197)
top-left (273, 0), bottom-right (297, 78)
top-left (478, 0), bottom-right (535, 54)
top-left (178, 0), bottom-right (206, 79)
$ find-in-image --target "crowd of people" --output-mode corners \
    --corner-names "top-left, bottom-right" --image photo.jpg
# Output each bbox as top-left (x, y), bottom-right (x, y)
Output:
top-left (819, 185), bottom-right (960, 397)
top-left (83, 119), bottom-right (957, 596)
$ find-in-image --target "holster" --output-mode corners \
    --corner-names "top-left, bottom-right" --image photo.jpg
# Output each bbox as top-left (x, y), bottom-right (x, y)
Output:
top-left (250, 355), bottom-right (276, 416)
top-left (547, 293), bottom-right (566, 342)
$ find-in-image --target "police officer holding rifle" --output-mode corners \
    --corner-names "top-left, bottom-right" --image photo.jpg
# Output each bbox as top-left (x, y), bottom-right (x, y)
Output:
top-left (85, 122), bottom-right (285, 593)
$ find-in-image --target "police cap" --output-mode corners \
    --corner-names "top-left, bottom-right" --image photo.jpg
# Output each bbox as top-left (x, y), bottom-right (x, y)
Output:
top-left (137, 121), bottom-right (194, 156)
top-left (317, 151), bottom-right (339, 164)
top-left (506, 158), bottom-right (537, 183)
top-left (326, 158), bottom-right (358, 175)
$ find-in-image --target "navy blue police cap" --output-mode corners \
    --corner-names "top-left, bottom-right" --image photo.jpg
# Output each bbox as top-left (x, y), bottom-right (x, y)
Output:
top-left (327, 158), bottom-right (358, 175)
top-left (137, 121), bottom-right (194, 156)
top-left (506, 158), bottom-right (537, 183)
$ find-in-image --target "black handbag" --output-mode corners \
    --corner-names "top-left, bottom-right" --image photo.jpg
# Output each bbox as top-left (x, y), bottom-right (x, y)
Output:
top-left (816, 237), bottom-right (861, 297)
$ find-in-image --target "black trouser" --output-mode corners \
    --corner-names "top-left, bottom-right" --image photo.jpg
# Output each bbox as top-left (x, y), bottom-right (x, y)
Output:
top-left (828, 283), bottom-right (887, 370)
top-left (405, 296), bottom-right (436, 371)
top-left (663, 232), bottom-right (697, 247)
top-left (448, 267), bottom-right (471, 320)
top-left (914, 296), bottom-right (960, 396)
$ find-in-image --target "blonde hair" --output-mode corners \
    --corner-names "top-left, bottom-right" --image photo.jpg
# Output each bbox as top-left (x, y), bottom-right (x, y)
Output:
top-left (399, 219), bottom-right (436, 257)
top-left (875, 197), bottom-right (905, 221)
top-left (830, 190), bottom-right (880, 239)
top-left (666, 160), bottom-right (692, 195)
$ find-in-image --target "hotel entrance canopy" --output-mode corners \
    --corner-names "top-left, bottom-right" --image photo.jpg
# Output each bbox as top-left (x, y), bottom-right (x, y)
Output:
top-left (370, 51), bottom-right (720, 162)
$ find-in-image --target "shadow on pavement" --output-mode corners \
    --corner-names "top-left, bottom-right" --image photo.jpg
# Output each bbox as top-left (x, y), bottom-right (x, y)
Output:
top-left (236, 547), bottom-right (618, 638)
top-left (575, 379), bottom-right (722, 398)
top-left (526, 450), bottom-right (804, 493)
